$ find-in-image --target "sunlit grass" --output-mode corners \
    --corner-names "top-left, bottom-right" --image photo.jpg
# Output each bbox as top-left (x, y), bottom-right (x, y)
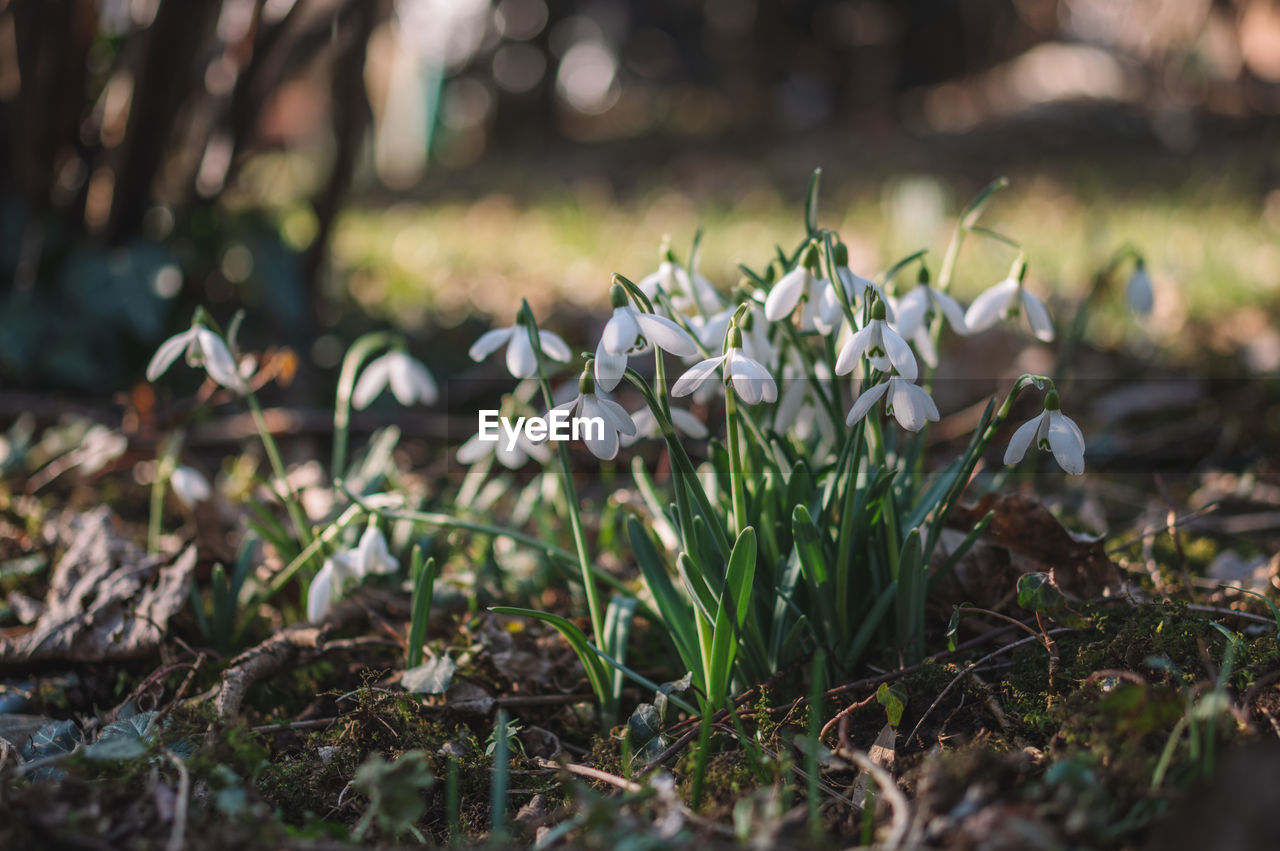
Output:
top-left (329, 173), bottom-right (1277, 348)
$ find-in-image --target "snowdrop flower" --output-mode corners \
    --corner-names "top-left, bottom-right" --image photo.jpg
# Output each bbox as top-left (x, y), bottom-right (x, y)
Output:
top-left (775, 365), bottom-right (836, 447)
top-left (469, 317), bottom-right (572, 379)
top-left (620, 405), bottom-right (708, 447)
top-left (341, 520), bottom-right (399, 577)
top-left (594, 285), bottom-right (699, 391)
top-left (1125, 259), bottom-right (1153, 316)
top-left (306, 521), bottom-right (398, 621)
top-left (169, 465), bottom-right (211, 508)
top-left (964, 260), bottom-right (1054, 342)
top-left (693, 296), bottom-right (776, 367)
top-left (845, 376), bottom-right (939, 432)
top-left (547, 370), bottom-right (637, 460)
top-left (456, 425), bottom-right (552, 469)
top-left (673, 326), bottom-right (777, 405)
top-left (834, 298), bottom-right (917, 379)
top-left (307, 555), bottom-right (353, 622)
top-left (639, 247), bottom-right (721, 315)
top-left (147, 321), bottom-right (243, 392)
top-left (892, 268), bottom-right (968, 367)
top-left (352, 350), bottom-right (438, 409)
top-left (1003, 389), bottom-right (1085, 475)
top-left (764, 246), bottom-right (834, 333)
top-left (816, 244), bottom-right (891, 333)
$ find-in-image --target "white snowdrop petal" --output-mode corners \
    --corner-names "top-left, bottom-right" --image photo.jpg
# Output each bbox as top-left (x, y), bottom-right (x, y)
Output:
top-left (882, 326), bottom-right (918, 380)
top-left (934, 290), bottom-right (969, 334)
top-left (593, 339), bottom-right (628, 392)
top-left (889, 380), bottom-right (937, 431)
top-left (603, 308), bottom-right (641, 355)
top-left (1126, 268), bottom-right (1154, 315)
top-left (894, 288), bottom-right (928, 337)
top-left (672, 356), bottom-right (724, 397)
top-left (196, 328), bottom-right (242, 390)
top-left (596, 396), bottom-right (637, 436)
top-left (845, 381), bottom-right (889, 426)
top-left (169, 466), bottom-right (211, 507)
top-left (1021, 290), bottom-right (1055, 342)
top-left (636, 313), bottom-right (698, 357)
top-left (669, 407), bottom-right (708, 439)
top-left (469, 327), bottom-right (514, 361)
top-left (506, 330), bottom-right (538, 378)
top-left (1047, 414), bottom-right (1086, 474)
top-left (727, 353), bottom-right (777, 405)
top-left (834, 325), bottom-right (874, 375)
top-left (764, 267), bottom-right (808, 321)
top-left (146, 329), bottom-right (194, 382)
top-left (1003, 413), bottom-right (1044, 466)
top-left (456, 433), bottom-right (492, 465)
top-left (352, 355), bottom-right (392, 410)
top-left (307, 560), bottom-right (337, 622)
top-left (964, 278), bottom-right (1018, 333)
top-left (538, 330), bottom-right (572, 362)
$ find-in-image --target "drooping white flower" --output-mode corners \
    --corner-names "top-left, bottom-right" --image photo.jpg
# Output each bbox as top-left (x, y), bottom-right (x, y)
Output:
top-left (468, 319), bottom-right (572, 379)
top-left (352, 350), bottom-right (439, 409)
top-left (834, 298), bottom-right (917, 379)
top-left (891, 272), bottom-right (967, 368)
top-left (620, 405), bottom-right (709, 447)
top-left (1003, 390), bottom-right (1085, 475)
top-left (594, 286), bottom-right (699, 391)
top-left (816, 245), bottom-right (891, 333)
top-left (845, 376), bottom-right (939, 432)
top-left (306, 521), bottom-right (399, 621)
top-left (1125, 259), bottom-right (1153, 316)
top-left (672, 326), bottom-right (778, 405)
top-left (456, 423), bottom-right (552, 469)
top-left (964, 264), bottom-right (1054, 342)
top-left (774, 362), bottom-right (836, 447)
top-left (764, 250), bottom-right (835, 333)
top-left (546, 371), bottom-right (637, 460)
top-left (169, 465), bottom-right (211, 508)
top-left (342, 521), bottom-right (399, 577)
top-left (147, 322), bottom-right (243, 391)
top-left (638, 249), bottom-right (722, 315)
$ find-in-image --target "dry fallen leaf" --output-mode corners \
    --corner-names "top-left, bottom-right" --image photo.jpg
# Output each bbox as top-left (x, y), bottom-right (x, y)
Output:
top-left (936, 493), bottom-right (1121, 607)
top-left (0, 507), bottom-right (196, 663)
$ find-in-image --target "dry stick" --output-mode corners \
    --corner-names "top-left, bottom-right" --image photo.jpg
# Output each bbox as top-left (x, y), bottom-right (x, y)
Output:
top-left (533, 758), bottom-right (734, 838)
top-left (846, 750), bottom-right (911, 850)
top-left (819, 693), bottom-right (877, 743)
top-left (165, 752), bottom-right (191, 851)
top-left (1155, 473), bottom-right (1196, 601)
top-left (906, 629), bottom-right (1072, 748)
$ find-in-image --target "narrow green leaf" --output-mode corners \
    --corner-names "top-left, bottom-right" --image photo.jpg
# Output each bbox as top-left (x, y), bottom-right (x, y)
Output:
top-left (707, 527), bottom-right (757, 707)
top-left (489, 607), bottom-right (612, 709)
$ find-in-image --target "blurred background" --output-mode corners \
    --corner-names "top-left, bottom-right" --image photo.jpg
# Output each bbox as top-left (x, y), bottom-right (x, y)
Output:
top-left (1, 0), bottom-right (1279, 393)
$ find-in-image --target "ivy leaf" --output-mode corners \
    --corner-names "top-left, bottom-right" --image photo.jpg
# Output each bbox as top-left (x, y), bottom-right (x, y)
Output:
top-left (402, 654), bottom-right (457, 695)
top-left (876, 683), bottom-right (907, 728)
top-left (353, 750), bottom-right (434, 837)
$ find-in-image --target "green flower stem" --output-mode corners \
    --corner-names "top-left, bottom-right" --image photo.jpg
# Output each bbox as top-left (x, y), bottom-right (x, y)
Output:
top-left (724, 389), bottom-right (749, 537)
top-left (776, 320), bottom-right (844, 437)
top-left (331, 331), bottom-right (393, 479)
top-left (519, 301), bottom-right (606, 649)
top-left (922, 373), bottom-right (1049, 558)
top-left (244, 389), bottom-right (313, 549)
top-left (147, 433), bottom-right (180, 555)
top-left (622, 369), bottom-right (732, 558)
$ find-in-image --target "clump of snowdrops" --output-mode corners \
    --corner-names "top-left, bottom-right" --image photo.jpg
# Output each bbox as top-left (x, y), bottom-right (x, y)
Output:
top-left (146, 172), bottom-right (1106, 801)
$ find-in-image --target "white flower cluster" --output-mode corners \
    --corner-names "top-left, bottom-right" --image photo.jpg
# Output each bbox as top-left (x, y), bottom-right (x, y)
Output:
top-left (459, 234), bottom-right (1084, 475)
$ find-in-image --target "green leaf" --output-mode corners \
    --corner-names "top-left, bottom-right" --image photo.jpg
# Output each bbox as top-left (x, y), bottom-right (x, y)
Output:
top-left (407, 551), bottom-right (436, 669)
top-left (706, 527), bottom-right (757, 708)
top-left (629, 518), bottom-right (701, 679)
top-left (353, 750), bottom-right (434, 837)
top-left (876, 683), bottom-right (907, 728)
top-left (1017, 573), bottom-right (1065, 613)
top-left (804, 168), bottom-right (822, 233)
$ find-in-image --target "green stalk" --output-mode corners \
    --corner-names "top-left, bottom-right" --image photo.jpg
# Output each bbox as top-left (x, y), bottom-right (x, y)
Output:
top-left (519, 301), bottom-right (606, 648)
top-left (244, 389), bottom-right (313, 549)
top-left (147, 434), bottom-right (180, 555)
top-left (331, 331), bottom-right (393, 479)
top-left (724, 388), bottom-right (748, 537)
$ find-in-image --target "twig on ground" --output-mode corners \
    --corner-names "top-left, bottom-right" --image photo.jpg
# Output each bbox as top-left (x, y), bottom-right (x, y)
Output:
top-left (846, 750), bottom-right (911, 850)
top-left (165, 751), bottom-right (190, 851)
